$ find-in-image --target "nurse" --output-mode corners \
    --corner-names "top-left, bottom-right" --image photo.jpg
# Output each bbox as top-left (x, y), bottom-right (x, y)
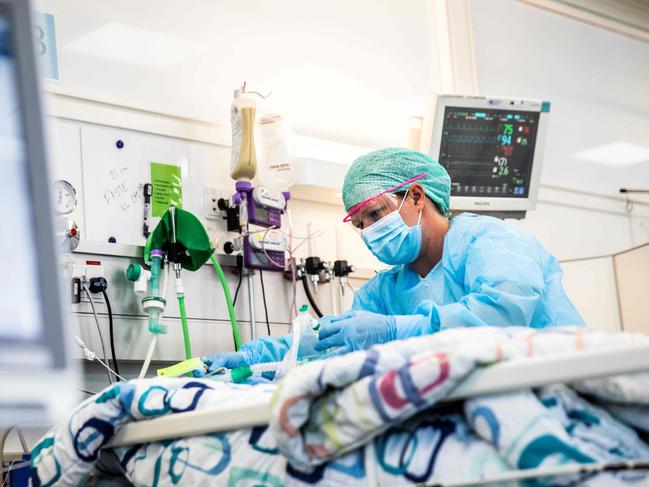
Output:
top-left (200, 148), bottom-right (584, 373)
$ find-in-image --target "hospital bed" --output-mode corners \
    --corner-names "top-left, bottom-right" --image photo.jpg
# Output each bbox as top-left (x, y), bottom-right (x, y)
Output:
top-left (32, 328), bottom-right (649, 486)
top-left (110, 342), bottom-right (649, 446)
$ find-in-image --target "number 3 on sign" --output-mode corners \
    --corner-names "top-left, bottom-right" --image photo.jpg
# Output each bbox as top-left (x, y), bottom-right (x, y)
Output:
top-left (33, 12), bottom-right (59, 80)
top-left (35, 24), bottom-right (46, 56)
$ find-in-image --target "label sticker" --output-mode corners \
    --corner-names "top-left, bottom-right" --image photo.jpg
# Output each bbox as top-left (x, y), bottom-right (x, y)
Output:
top-left (150, 162), bottom-right (182, 217)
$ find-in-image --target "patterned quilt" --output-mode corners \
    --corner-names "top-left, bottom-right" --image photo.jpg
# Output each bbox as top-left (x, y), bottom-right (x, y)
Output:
top-left (31, 326), bottom-right (649, 486)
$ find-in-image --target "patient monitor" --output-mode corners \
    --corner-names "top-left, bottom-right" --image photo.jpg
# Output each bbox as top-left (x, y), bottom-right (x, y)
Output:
top-left (0, 0), bottom-right (78, 425)
top-left (421, 95), bottom-right (550, 219)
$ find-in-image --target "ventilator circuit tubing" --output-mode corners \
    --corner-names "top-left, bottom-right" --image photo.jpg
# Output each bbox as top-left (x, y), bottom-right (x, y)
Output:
top-left (178, 295), bottom-right (191, 360)
top-left (210, 253), bottom-right (242, 350)
top-left (138, 264), bottom-right (170, 380)
top-left (301, 275), bottom-right (324, 318)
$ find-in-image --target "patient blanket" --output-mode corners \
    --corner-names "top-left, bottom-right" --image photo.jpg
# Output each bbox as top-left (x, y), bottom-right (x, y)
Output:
top-left (31, 327), bottom-right (649, 486)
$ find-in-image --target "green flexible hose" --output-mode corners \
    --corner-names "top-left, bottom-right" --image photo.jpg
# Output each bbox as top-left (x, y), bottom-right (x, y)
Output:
top-left (178, 295), bottom-right (192, 360)
top-left (210, 253), bottom-right (242, 350)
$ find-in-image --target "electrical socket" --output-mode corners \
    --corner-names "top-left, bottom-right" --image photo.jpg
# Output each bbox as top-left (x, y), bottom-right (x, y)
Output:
top-left (70, 261), bottom-right (106, 304)
top-left (204, 187), bottom-right (226, 220)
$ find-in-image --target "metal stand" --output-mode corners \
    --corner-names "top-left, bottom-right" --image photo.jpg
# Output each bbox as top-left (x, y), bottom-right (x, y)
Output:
top-left (246, 272), bottom-right (256, 340)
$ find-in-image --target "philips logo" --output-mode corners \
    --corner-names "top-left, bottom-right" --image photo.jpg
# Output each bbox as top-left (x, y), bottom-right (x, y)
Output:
top-left (474, 201), bottom-right (490, 207)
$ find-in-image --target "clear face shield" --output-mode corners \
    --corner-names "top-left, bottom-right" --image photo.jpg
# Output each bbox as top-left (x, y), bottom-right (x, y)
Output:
top-left (343, 174), bottom-right (427, 234)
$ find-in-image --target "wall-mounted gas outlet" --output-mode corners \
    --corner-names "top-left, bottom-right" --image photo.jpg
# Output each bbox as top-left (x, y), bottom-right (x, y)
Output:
top-left (204, 187), bottom-right (226, 220)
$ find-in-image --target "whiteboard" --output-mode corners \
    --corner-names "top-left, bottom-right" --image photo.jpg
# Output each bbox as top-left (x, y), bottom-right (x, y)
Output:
top-left (80, 125), bottom-right (189, 246)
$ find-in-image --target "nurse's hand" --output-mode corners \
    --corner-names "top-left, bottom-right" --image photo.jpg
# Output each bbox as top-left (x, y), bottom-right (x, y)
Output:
top-left (314, 311), bottom-right (397, 355)
top-left (196, 351), bottom-right (251, 377)
top-left (196, 334), bottom-right (293, 377)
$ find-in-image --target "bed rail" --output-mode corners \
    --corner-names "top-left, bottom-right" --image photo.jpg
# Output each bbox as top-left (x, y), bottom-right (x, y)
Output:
top-left (110, 343), bottom-right (649, 447)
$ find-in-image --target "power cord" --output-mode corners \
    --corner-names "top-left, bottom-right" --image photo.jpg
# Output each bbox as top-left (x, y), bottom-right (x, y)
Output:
top-left (232, 255), bottom-right (244, 306)
top-left (101, 289), bottom-right (119, 380)
top-left (259, 270), bottom-right (271, 335)
top-left (88, 278), bottom-right (120, 380)
top-left (82, 283), bottom-right (112, 384)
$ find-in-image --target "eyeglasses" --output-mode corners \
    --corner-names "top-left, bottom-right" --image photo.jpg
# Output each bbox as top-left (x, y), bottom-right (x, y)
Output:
top-left (343, 173), bottom-right (427, 231)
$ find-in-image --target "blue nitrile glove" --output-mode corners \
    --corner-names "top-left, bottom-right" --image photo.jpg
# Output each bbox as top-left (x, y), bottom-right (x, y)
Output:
top-left (197, 334), bottom-right (293, 376)
top-left (314, 310), bottom-right (428, 355)
top-left (196, 351), bottom-right (250, 377)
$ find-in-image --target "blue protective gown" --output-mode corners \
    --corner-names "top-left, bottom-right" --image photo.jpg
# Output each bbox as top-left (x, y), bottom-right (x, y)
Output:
top-left (352, 213), bottom-right (585, 330)
top-left (233, 213), bottom-right (585, 364)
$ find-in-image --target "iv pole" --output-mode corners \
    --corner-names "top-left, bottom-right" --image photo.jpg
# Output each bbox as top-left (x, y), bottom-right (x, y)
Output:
top-left (247, 272), bottom-right (257, 340)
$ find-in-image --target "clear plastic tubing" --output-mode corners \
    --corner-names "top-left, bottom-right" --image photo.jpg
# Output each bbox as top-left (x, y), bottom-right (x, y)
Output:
top-left (146, 249), bottom-right (165, 334)
top-left (210, 361), bottom-right (282, 384)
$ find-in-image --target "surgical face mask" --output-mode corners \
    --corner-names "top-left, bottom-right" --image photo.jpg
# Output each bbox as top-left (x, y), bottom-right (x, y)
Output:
top-left (361, 190), bottom-right (422, 265)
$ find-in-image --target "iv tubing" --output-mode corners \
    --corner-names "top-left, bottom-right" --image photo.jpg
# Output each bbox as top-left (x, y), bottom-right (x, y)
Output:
top-left (210, 253), bottom-right (242, 350)
top-left (138, 264), bottom-right (170, 379)
top-left (178, 295), bottom-right (191, 360)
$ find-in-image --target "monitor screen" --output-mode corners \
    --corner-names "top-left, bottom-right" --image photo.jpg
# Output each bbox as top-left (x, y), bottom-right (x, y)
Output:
top-left (0, 6), bottom-right (52, 367)
top-left (438, 106), bottom-right (540, 198)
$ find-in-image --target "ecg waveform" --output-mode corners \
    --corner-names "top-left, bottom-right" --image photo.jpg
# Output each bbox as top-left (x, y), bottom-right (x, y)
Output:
top-left (442, 134), bottom-right (500, 144)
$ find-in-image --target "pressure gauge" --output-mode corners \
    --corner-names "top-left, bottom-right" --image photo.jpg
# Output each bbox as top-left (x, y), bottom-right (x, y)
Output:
top-left (53, 180), bottom-right (77, 215)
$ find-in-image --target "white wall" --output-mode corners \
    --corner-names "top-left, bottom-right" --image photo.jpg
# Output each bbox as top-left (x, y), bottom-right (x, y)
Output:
top-left (35, 0), bottom-right (441, 148)
top-left (469, 0), bottom-right (649, 196)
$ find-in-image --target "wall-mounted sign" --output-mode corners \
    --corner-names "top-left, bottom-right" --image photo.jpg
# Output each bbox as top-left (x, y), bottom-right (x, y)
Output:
top-left (34, 11), bottom-right (59, 80)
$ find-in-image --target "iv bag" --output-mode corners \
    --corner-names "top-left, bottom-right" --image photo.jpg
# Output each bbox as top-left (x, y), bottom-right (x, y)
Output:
top-left (256, 113), bottom-right (299, 191)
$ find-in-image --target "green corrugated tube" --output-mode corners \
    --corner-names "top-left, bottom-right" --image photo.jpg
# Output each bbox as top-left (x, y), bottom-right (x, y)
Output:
top-left (178, 295), bottom-right (192, 360)
top-left (210, 253), bottom-right (241, 350)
